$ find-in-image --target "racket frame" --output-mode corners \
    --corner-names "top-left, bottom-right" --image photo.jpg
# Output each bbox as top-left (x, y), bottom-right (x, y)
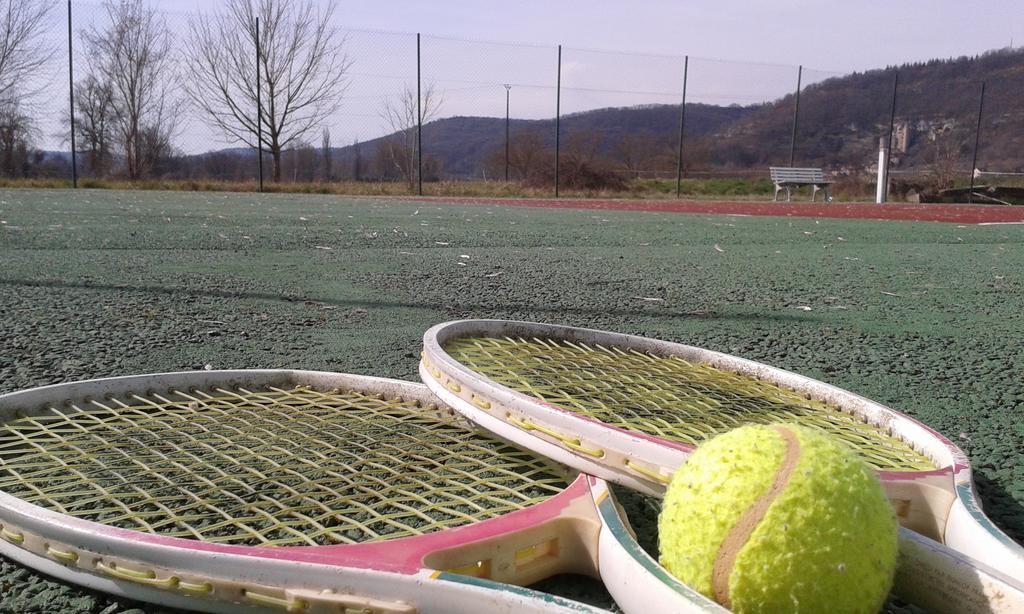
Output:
top-left (440, 383), bottom-right (1024, 614)
top-left (421, 319), bottom-right (1024, 586)
top-left (0, 369), bottom-right (725, 614)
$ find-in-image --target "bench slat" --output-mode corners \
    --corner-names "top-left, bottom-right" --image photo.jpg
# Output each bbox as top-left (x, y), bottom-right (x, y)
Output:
top-left (769, 166), bottom-right (830, 184)
top-left (768, 166), bottom-right (833, 202)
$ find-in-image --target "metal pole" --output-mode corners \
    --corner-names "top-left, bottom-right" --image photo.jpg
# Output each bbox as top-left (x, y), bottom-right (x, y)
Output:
top-left (675, 55), bottom-right (689, 198)
top-left (968, 81), bottom-right (986, 204)
top-left (876, 138), bottom-right (887, 204)
top-left (504, 84), bottom-right (511, 182)
top-left (555, 44), bottom-right (561, 197)
top-left (789, 65), bottom-right (802, 167)
top-left (883, 70), bottom-right (898, 202)
top-left (67, 0), bottom-right (77, 188)
top-left (416, 33), bottom-right (423, 196)
top-left (255, 17), bottom-right (264, 192)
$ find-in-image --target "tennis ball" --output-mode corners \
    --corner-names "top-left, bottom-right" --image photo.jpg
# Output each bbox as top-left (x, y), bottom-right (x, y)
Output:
top-left (659, 424), bottom-right (898, 613)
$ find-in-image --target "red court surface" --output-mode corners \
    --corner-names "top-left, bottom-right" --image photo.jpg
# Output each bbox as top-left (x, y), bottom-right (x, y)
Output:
top-left (399, 197), bottom-right (1024, 225)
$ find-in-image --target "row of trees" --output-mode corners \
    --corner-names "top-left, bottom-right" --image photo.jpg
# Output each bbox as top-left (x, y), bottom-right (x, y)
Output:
top-left (0, 1), bottom-right (55, 177)
top-left (71, 0), bottom-right (350, 183)
top-left (0, 0), bottom-right (442, 185)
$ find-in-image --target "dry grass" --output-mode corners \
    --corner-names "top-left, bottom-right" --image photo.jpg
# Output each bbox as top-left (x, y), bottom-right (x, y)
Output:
top-left (0, 176), bottom-right (880, 201)
top-left (0, 177), bottom-right (556, 197)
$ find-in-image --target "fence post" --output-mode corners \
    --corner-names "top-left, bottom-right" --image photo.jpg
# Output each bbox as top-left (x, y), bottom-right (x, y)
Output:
top-left (353, 139), bottom-right (361, 181)
top-left (675, 55), bottom-right (688, 198)
top-left (504, 84), bottom-right (511, 182)
top-left (67, 0), bottom-right (77, 188)
top-left (968, 81), bottom-right (986, 204)
top-left (876, 138), bottom-right (887, 204)
top-left (883, 70), bottom-right (898, 202)
top-left (255, 17), bottom-right (264, 192)
top-left (416, 33), bottom-right (423, 196)
top-left (554, 44), bottom-right (561, 197)
top-left (789, 65), bottom-right (802, 167)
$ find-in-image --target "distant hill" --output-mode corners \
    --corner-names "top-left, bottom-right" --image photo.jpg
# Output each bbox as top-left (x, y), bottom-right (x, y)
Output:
top-left (320, 48), bottom-right (1024, 180)
top-left (144, 47), bottom-right (1024, 182)
top-left (328, 103), bottom-right (755, 179)
top-left (705, 47), bottom-right (1024, 174)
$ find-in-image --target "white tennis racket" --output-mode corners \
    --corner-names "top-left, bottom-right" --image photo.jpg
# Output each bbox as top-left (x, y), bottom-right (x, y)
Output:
top-left (0, 369), bottom-right (729, 614)
top-left (420, 319), bottom-right (1024, 590)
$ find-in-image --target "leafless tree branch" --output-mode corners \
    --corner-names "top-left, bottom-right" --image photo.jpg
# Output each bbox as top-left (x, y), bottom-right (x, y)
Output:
top-left (184, 0), bottom-right (350, 182)
top-left (379, 83), bottom-right (442, 188)
top-left (72, 75), bottom-right (116, 176)
top-left (0, 0), bottom-right (56, 105)
top-left (82, 0), bottom-right (180, 179)
top-left (0, 98), bottom-right (36, 176)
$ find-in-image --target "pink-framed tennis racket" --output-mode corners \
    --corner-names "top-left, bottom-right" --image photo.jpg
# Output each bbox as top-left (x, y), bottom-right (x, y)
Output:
top-left (0, 369), bottom-right (729, 614)
top-left (420, 319), bottom-right (1024, 588)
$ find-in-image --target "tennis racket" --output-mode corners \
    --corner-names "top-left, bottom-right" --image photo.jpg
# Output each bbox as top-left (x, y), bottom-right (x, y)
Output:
top-left (420, 319), bottom-right (1024, 586)
top-left (0, 369), bottom-right (728, 614)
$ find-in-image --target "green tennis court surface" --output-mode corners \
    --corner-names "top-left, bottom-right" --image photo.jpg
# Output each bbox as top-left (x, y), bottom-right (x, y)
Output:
top-left (0, 189), bottom-right (1021, 612)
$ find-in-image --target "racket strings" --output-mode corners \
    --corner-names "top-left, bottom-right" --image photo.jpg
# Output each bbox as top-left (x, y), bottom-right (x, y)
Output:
top-left (0, 386), bottom-right (568, 546)
top-left (444, 336), bottom-right (935, 472)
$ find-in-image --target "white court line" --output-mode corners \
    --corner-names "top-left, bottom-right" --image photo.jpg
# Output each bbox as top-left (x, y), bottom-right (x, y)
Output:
top-left (977, 221), bottom-right (1024, 226)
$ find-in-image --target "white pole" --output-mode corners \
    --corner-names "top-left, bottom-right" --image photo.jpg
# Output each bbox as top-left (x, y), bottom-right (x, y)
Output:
top-left (876, 137), bottom-right (887, 204)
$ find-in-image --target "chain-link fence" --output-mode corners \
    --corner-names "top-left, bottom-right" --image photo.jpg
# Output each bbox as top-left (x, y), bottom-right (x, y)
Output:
top-left (6, 0), bottom-right (1024, 200)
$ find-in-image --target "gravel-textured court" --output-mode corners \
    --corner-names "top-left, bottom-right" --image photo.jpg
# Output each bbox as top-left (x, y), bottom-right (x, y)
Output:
top-left (0, 189), bottom-right (1021, 613)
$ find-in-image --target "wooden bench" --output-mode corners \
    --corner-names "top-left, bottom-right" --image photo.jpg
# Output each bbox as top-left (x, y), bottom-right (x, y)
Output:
top-left (769, 167), bottom-right (834, 202)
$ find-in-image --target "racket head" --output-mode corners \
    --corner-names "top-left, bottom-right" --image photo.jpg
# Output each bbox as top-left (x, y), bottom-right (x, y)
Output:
top-left (421, 319), bottom-right (1024, 579)
top-left (0, 369), bottom-right (725, 614)
top-left (449, 387), bottom-right (1024, 614)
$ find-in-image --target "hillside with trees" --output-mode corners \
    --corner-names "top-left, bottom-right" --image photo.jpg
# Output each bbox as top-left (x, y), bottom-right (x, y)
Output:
top-left (301, 47), bottom-right (1024, 186)
top-left (705, 47), bottom-right (1024, 178)
top-left (325, 103), bottom-right (754, 182)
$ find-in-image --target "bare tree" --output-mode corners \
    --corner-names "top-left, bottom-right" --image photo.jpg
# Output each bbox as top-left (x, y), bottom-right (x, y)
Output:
top-left (83, 0), bottom-right (179, 179)
top-left (185, 0), bottom-right (350, 183)
top-left (484, 130), bottom-right (547, 181)
top-left (283, 141), bottom-right (317, 183)
top-left (200, 150), bottom-right (249, 181)
top-left (0, 1), bottom-right (56, 104)
top-left (562, 130), bottom-right (603, 167)
top-left (379, 83), bottom-right (442, 189)
top-left (928, 122), bottom-right (968, 191)
top-left (321, 127), bottom-right (332, 181)
top-left (0, 98), bottom-right (34, 176)
top-left (614, 133), bottom-right (657, 179)
top-left (556, 131), bottom-right (624, 190)
top-left (73, 75), bottom-right (115, 176)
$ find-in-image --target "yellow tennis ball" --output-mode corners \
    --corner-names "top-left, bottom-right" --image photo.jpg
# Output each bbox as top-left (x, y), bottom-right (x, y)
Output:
top-left (659, 424), bottom-right (898, 613)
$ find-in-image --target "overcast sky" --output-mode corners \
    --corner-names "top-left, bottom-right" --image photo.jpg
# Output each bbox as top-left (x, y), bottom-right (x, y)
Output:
top-left (156, 0), bottom-right (1021, 73)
